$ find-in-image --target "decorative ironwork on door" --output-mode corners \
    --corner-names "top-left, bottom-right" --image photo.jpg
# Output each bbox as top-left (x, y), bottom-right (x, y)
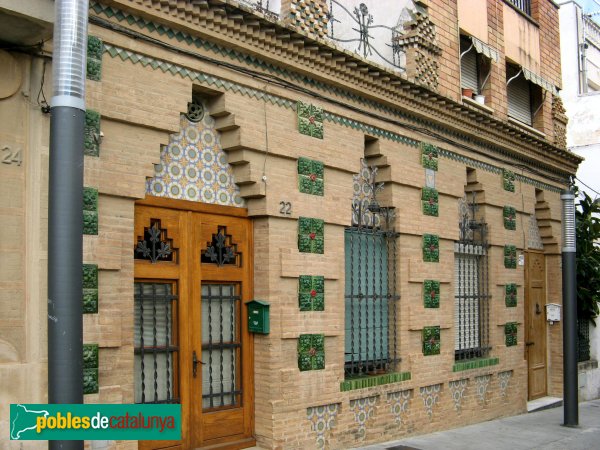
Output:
top-left (201, 226), bottom-right (240, 267)
top-left (135, 219), bottom-right (175, 263)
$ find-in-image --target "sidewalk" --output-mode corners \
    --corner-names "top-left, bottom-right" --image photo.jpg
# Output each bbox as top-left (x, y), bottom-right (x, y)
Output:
top-left (353, 399), bottom-right (600, 450)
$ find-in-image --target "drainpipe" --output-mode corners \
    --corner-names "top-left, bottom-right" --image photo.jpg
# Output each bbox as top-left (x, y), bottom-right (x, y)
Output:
top-left (48, 0), bottom-right (89, 449)
top-left (561, 188), bottom-right (578, 427)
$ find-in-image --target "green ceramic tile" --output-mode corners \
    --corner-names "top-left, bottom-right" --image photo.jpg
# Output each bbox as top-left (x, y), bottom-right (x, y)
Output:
top-left (298, 158), bottom-right (325, 196)
top-left (505, 322), bottom-right (517, 347)
top-left (298, 275), bottom-right (325, 311)
top-left (298, 217), bottom-right (324, 254)
top-left (83, 289), bottom-right (98, 314)
top-left (83, 344), bottom-right (99, 369)
top-left (505, 283), bottom-right (517, 307)
top-left (83, 264), bottom-right (98, 289)
top-left (297, 102), bottom-right (324, 139)
top-left (503, 169), bottom-right (515, 192)
top-left (84, 110), bottom-right (101, 156)
top-left (503, 206), bottom-right (516, 230)
top-left (504, 245), bottom-right (517, 269)
top-left (340, 371), bottom-right (411, 391)
top-left (83, 187), bottom-right (98, 211)
top-left (83, 368), bottom-right (99, 394)
top-left (87, 36), bottom-right (103, 81)
top-left (423, 234), bottom-right (440, 262)
top-left (83, 211), bottom-right (98, 235)
top-left (87, 36), bottom-right (103, 60)
top-left (298, 334), bottom-right (325, 371)
top-left (421, 142), bottom-right (439, 171)
top-left (423, 280), bottom-right (440, 308)
top-left (422, 326), bottom-right (441, 356)
top-left (452, 357), bottom-right (499, 372)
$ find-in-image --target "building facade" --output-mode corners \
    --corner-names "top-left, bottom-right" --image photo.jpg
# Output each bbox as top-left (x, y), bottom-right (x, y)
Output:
top-left (558, 0), bottom-right (600, 402)
top-left (0, 0), bottom-right (581, 449)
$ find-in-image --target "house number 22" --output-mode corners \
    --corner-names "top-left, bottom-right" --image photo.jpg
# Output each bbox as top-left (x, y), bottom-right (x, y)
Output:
top-left (279, 201), bottom-right (292, 215)
top-left (2, 146), bottom-right (23, 166)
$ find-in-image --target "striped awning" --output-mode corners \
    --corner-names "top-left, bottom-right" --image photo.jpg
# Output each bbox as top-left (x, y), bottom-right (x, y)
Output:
top-left (470, 36), bottom-right (499, 63)
top-left (522, 67), bottom-right (559, 96)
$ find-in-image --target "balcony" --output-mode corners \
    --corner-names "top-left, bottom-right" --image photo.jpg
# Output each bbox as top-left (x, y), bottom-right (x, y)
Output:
top-left (505, 0), bottom-right (531, 17)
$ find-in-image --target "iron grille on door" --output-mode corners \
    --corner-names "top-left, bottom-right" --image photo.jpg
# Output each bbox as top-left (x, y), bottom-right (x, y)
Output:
top-left (134, 282), bottom-right (179, 403)
top-left (344, 199), bottom-right (399, 377)
top-left (454, 197), bottom-right (490, 361)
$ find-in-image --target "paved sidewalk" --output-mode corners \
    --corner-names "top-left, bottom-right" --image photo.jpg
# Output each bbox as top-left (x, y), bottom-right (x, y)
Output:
top-left (353, 399), bottom-right (600, 450)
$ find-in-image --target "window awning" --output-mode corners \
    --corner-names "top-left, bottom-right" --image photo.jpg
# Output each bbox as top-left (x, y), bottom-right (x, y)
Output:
top-left (522, 67), bottom-right (559, 96)
top-left (470, 36), bottom-right (499, 63)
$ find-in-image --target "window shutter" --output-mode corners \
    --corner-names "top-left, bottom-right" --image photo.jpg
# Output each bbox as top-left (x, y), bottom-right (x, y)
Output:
top-left (508, 75), bottom-right (532, 125)
top-left (461, 49), bottom-right (479, 92)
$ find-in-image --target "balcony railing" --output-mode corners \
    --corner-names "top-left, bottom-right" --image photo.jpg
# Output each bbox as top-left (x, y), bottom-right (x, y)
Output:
top-left (506, 0), bottom-right (531, 17)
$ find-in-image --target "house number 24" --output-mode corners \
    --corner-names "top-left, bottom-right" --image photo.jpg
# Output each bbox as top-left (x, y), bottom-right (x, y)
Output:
top-left (2, 146), bottom-right (23, 166)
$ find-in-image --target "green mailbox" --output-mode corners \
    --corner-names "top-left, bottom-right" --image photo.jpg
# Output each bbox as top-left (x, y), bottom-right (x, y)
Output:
top-left (247, 300), bottom-right (270, 334)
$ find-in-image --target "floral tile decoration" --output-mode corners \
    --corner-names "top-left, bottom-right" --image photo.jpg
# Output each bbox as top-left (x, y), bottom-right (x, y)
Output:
top-left (505, 322), bottom-right (518, 347)
top-left (505, 283), bottom-right (517, 307)
top-left (502, 169), bottom-right (515, 192)
top-left (503, 206), bottom-right (516, 230)
top-left (504, 245), bottom-right (517, 269)
top-left (87, 36), bottom-right (103, 81)
top-left (298, 334), bottom-right (325, 371)
top-left (82, 264), bottom-right (98, 314)
top-left (83, 187), bottom-right (98, 235)
top-left (146, 101), bottom-right (245, 207)
top-left (84, 110), bottom-right (101, 156)
top-left (298, 157), bottom-right (324, 196)
top-left (297, 101), bottom-right (324, 139)
top-left (423, 234), bottom-right (440, 262)
top-left (422, 187), bottom-right (439, 216)
top-left (83, 344), bottom-right (99, 395)
top-left (423, 280), bottom-right (440, 308)
top-left (421, 142), bottom-right (439, 171)
top-left (422, 326), bottom-right (441, 356)
top-left (298, 217), bottom-right (325, 254)
top-left (299, 275), bottom-right (325, 311)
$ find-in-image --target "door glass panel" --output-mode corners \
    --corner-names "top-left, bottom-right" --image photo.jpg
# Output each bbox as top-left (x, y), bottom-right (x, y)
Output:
top-left (201, 283), bottom-right (241, 410)
top-left (134, 282), bottom-right (178, 404)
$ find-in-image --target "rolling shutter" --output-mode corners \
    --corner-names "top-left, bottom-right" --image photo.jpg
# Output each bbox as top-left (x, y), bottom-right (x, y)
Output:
top-left (508, 74), bottom-right (532, 125)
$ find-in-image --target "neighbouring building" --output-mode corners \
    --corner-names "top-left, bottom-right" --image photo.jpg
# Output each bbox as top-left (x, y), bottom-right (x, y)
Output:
top-left (0, 0), bottom-right (582, 449)
top-left (558, 0), bottom-right (600, 402)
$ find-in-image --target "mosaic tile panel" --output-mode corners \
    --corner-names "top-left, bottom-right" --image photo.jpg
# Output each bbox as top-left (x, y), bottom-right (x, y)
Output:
top-left (498, 370), bottom-right (513, 398)
top-left (297, 101), bottom-right (324, 139)
top-left (504, 245), bottom-right (517, 269)
top-left (307, 403), bottom-right (339, 449)
top-left (503, 206), bottom-right (516, 230)
top-left (87, 36), bottom-right (103, 81)
top-left (83, 264), bottom-right (98, 314)
top-left (84, 110), bottom-right (101, 157)
top-left (503, 169), bottom-right (515, 192)
top-left (298, 157), bottom-right (324, 196)
top-left (422, 187), bottom-right (439, 216)
top-left (298, 217), bottom-right (324, 254)
top-left (298, 334), bottom-right (325, 371)
top-left (449, 378), bottom-right (468, 411)
top-left (388, 389), bottom-right (412, 424)
top-left (423, 234), bottom-right (440, 262)
top-left (422, 326), bottom-right (441, 356)
top-left (505, 322), bottom-right (518, 347)
top-left (83, 344), bottom-right (99, 369)
top-left (419, 383), bottom-right (441, 419)
top-left (350, 396), bottom-right (378, 438)
top-left (289, 0), bottom-right (330, 39)
top-left (298, 275), bottom-right (325, 311)
top-left (146, 104), bottom-right (245, 207)
top-left (423, 280), bottom-right (440, 308)
top-left (83, 187), bottom-right (98, 235)
top-left (505, 283), bottom-right (517, 307)
top-left (83, 368), bottom-right (99, 395)
top-left (475, 374), bottom-right (491, 404)
top-left (421, 142), bottom-right (439, 171)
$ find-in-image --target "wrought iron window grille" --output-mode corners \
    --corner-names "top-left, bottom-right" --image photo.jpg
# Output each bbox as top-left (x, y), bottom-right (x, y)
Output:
top-left (454, 193), bottom-right (490, 361)
top-left (345, 160), bottom-right (400, 378)
top-left (135, 219), bottom-right (175, 263)
top-left (238, 0), bottom-right (279, 20)
top-left (201, 226), bottom-right (240, 267)
top-left (185, 100), bottom-right (205, 123)
top-left (505, 0), bottom-right (531, 17)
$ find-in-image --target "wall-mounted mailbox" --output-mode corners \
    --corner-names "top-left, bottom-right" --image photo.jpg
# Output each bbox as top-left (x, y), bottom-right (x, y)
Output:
top-left (247, 300), bottom-right (270, 334)
top-left (546, 303), bottom-right (561, 323)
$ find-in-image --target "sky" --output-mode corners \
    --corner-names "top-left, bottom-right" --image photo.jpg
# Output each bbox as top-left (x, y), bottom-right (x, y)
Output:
top-left (578, 0), bottom-right (600, 21)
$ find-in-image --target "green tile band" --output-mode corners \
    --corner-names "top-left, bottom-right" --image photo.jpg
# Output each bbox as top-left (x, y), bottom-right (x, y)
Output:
top-left (298, 217), bottom-right (324, 254)
top-left (422, 326), bottom-right (441, 356)
top-left (340, 372), bottom-right (411, 392)
top-left (503, 169), bottom-right (515, 192)
top-left (83, 264), bottom-right (98, 314)
top-left (423, 234), bottom-right (440, 262)
top-left (298, 157), bottom-right (324, 196)
top-left (422, 187), bottom-right (439, 216)
top-left (505, 322), bottom-right (518, 347)
top-left (298, 334), bottom-right (325, 371)
top-left (503, 206), bottom-right (516, 230)
top-left (452, 357), bottom-right (499, 372)
top-left (421, 142), bottom-right (439, 171)
top-left (83, 187), bottom-right (98, 235)
top-left (423, 280), bottom-right (440, 308)
top-left (84, 110), bottom-right (101, 157)
top-left (297, 102), bottom-right (324, 139)
top-left (505, 283), bottom-right (517, 307)
top-left (504, 245), bottom-right (517, 269)
top-left (298, 275), bottom-right (325, 311)
top-left (87, 36), bottom-right (103, 81)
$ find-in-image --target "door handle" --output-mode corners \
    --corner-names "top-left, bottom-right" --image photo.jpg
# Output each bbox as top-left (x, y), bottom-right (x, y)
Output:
top-left (536, 303), bottom-right (542, 315)
top-left (526, 341), bottom-right (535, 346)
top-left (192, 351), bottom-right (204, 377)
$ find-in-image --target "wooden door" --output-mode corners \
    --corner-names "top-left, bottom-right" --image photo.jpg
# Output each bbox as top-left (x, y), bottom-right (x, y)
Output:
top-left (134, 198), bottom-right (254, 450)
top-left (525, 251), bottom-right (547, 400)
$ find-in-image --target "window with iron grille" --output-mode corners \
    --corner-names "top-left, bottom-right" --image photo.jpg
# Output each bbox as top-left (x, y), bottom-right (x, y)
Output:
top-left (344, 159), bottom-right (399, 377)
top-left (454, 194), bottom-right (490, 361)
top-left (505, 0), bottom-right (531, 17)
top-left (134, 282), bottom-right (179, 404)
